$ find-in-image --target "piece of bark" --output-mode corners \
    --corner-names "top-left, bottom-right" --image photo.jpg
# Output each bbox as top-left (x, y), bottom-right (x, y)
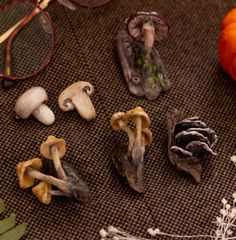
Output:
top-left (112, 142), bottom-right (144, 193)
top-left (117, 30), bottom-right (171, 101)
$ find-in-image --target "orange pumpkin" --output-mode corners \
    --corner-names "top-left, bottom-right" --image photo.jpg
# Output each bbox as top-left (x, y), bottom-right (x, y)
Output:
top-left (218, 8), bottom-right (236, 81)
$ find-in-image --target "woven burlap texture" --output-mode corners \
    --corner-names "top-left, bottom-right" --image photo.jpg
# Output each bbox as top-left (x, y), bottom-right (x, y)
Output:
top-left (1, 0), bottom-right (236, 239)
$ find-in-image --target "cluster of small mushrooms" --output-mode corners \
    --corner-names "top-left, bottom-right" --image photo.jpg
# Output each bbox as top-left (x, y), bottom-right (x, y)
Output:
top-left (110, 107), bottom-right (152, 193)
top-left (16, 136), bottom-right (90, 204)
top-left (167, 109), bottom-right (218, 183)
top-left (117, 12), bottom-right (171, 101)
top-left (14, 82), bottom-right (96, 125)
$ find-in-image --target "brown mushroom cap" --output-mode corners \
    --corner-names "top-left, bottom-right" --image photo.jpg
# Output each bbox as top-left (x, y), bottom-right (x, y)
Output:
top-left (32, 181), bottom-right (52, 205)
top-left (15, 87), bottom-right (48, 119)
top-left (126, 11), bottom-right (169, 43)
top-left (141, 128), bottom-right (153, 146)
top-left (16, 158), bottom-right (42, 189)
top-left (40, 136), bottom-right (66, 160)
top-left (110, 112), bottom-right (128, 131)
top-left (126, 107), bottom-right (150, 128)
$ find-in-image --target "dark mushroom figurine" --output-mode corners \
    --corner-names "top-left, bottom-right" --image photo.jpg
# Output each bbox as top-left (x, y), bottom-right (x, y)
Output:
top-left (117, 12), bottom-right (170, 101)
top-left (166, 109), bottom-right (218, 183)
top-left (110, 107), bottom-right (152, 193)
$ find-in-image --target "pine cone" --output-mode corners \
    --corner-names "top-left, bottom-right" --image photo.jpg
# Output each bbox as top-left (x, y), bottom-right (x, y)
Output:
top-left (167, 109), bottom-right (217, 183)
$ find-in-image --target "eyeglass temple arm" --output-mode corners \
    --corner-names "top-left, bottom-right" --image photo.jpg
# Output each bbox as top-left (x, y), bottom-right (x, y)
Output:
top-left (0, 0), bottom-right (51, 45)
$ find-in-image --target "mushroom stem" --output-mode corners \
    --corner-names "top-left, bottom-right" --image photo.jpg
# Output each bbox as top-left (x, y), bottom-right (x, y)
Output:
top-left (71, 93), bottom-right (96, 121)
top-left (142, 21), bottom-right (155, 54)
top-left (26, 167), bottom-right (69, 194)
top-left (50, 190), bottom-right (65, 196)
top-left (132, 117), bottom-right (143, 164)
top-left (32, 103), bottom-right (55, 125)
top-left (50, 145), bottom-right (67, 180)
top-left (118, 120), bottom-right (135, 153)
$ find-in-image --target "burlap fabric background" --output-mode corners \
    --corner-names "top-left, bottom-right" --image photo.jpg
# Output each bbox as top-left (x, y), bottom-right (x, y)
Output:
top-left (0, 0), bottom-right (236, 239)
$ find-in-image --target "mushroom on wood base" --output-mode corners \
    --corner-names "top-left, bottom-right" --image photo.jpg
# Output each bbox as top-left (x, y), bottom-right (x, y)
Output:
top-left (117, 12), bottom-right (170, 101)
top-left (110, 107), bottom-right (152, 193)
top-left (166, 109), bottom-right (218, 183)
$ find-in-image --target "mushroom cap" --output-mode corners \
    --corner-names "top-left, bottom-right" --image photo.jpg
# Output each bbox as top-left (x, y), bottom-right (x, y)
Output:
top-left (15, 87), bottom-right (48, 119)
top-left (16, 158), bottom-right (42, 189)
top-left (58, 81), bottom-right (94, 112)
top-left (40, 136), bottom-right (66, 160)
top-left (126, 107), bottom-right (150, 128)
top-left (126, 11), bottom-right (169, 43)
top-left (110, 112), bottom-right (128, 131)
top-left (141, 128), bottom-right (153, 146)
top-left (32, 181), bottom-right (52, 205)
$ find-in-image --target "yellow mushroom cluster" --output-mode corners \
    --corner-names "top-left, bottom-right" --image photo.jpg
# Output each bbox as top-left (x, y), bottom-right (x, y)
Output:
top-left (110, 107), bottom-right (152, 192)
top-left (16, 136), bottom-right (90, 205)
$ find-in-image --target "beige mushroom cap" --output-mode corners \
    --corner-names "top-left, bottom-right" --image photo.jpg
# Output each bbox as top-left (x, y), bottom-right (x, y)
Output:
top-left (141, 128), bottom-right (153, 146)
top-left (126, 11), bottom-right (169, 43)
top-left (110, 112), bottom-right (128, 131)
top-left (58, 81), bottom-right (94, 112)
top-left (126, 107), bottom-right (150, 129)
top-left (15, 87), bottom-right (48, 119)
top-left (16, 158), bottom-right (42, 189)
top-left (40, 136), bottom-right (66, 160)
top-left (32, 181), bottom-right (52, 205)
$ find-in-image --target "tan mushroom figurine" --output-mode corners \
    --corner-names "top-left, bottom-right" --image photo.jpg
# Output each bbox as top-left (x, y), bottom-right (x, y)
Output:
top-left (126, 107), bottom-right (151, 164)
top-left (58, 81), bottom-right (96, 121)
top-left (16, 158), bottom-right (42, 189)
top-left (110, 112), bottom-right (135, 153)
top-left (40, 136), bottom-right (66, 179)
top-left (110, 107), bottom-right (152, 193)
top-left (32, 181), bottom-right (52, 205)
top-left (15, 87), bottom-right (55, 125)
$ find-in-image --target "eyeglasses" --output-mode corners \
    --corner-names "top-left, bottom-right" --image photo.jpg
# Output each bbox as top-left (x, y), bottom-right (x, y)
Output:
top-left (0, 0), bottom-right (111, 88)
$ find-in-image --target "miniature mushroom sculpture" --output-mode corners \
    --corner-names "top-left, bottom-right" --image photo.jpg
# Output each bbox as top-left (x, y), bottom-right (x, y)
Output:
top-left (126, 107), bottom-right (151, 164)
top-left (40, 136), bottom-right (66, 179)
top-left (32, 181), bottom-right (52, 205)
top-left (126, 12), bottom-right (169, 56)
top-left (16, 158), bottom-right (42, 189)
top-left (110, 107), bottom-right (152, 193)
top-left (15, 87), bottom-right (55, 125)
top-left (110, 112), bottom-right (135, 153)
top-left (16, 136), bottom-right (90, 204)
top-left (58, 81), bottom-right (96, 121)
top-left (167, 109), bottom-right (218, 183)
top-left (117, 12), bottom-right (171, 101)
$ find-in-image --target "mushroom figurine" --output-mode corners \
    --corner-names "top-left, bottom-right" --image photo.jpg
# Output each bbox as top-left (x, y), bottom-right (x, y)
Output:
top-left (16, 158), bottom-right (42, 189)
top-left (110, 107), bottom-right (152, 193)
top-left (32, 181), bottom-right (52, 205)
top-left (40, 136), bottom-right (66, 179)
top-left (16, 136), bottom-right (90, 204)
top-left (166, 109), bottom-right (218, 183)
top-left (58, 81), bottom-right (96, 121)
top-left (117, 12), bottom-right (171, 101)
top-left (15, 87), bottom-right (55, 125)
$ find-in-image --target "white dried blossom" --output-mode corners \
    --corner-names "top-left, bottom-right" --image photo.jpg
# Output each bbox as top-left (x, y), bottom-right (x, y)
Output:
top-left (220, 208), bottom-right (227, 216)
top-left (222, 198), bottom-right (227, 205)
top-left (230, 155), bottom-right (236, 163)
top-left (226, 204), bottom-right (231, 210)
top-left (100, 229), bottom-right (108, 238)
top-left (232, 192), bottom-right (236, 200)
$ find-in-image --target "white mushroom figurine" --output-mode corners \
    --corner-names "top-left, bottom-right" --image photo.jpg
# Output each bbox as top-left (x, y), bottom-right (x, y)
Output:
top-left (58, 81), bottom-right (96, 121)
top-left (15, 87), bottom-right (55, 125)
